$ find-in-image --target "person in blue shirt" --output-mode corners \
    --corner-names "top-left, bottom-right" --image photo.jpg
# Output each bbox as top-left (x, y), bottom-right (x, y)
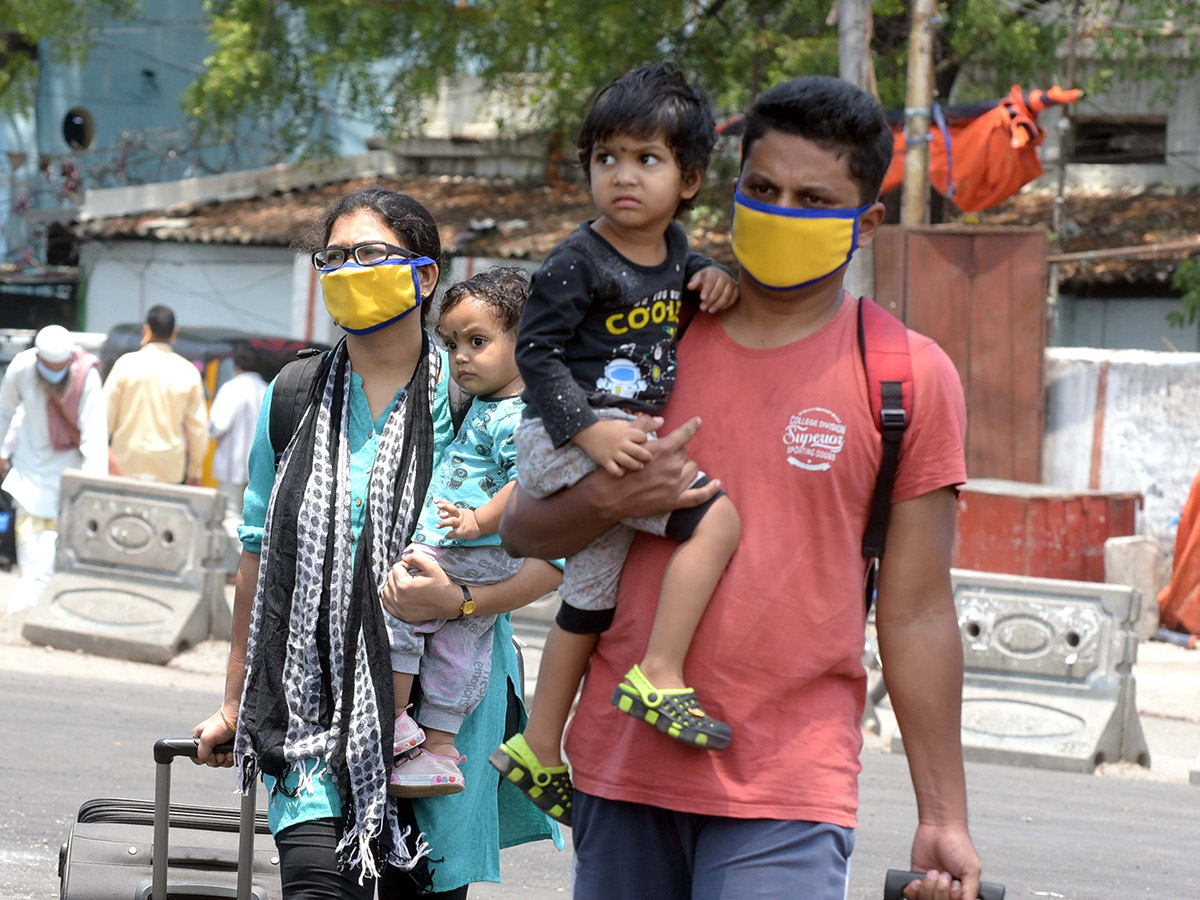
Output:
top-left (383, 267), bottom-right (531, 799)
top-left (192, 187), bottom-right (561, 899)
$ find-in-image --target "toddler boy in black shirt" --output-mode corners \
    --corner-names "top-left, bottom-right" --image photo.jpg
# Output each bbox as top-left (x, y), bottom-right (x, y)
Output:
top-left (490, 63), bottom-right (741, 826)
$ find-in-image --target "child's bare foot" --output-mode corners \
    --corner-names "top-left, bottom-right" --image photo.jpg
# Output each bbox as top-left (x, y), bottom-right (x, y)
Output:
top-left (420, 731), bottom-right (460, 760)
top-left (522, 730), bottom-right (564, 769)
top-left (636, 657), bottom-right (687, 691)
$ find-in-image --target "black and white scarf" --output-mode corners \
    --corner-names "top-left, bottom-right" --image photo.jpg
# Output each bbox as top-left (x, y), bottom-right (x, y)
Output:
top-left (235, 338), bottom-right (438, 882)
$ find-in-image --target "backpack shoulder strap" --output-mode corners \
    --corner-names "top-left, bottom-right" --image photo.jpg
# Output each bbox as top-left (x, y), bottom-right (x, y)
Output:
top-left (269, 349), bottom-right (328, 470)
top-left (858, 296), bottom-right (914, 607)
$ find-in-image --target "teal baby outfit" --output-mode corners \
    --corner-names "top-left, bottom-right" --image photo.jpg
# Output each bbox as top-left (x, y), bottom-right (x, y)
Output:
top-left (411, 394), bottom-right (524, 549)
top-left (238, 355), bottom-right (561, 891)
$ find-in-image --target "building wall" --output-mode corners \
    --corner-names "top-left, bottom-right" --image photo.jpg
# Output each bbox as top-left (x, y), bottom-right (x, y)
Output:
top-left (1053, 294), bottom-right (1200, 352)
top-left (79, 241), bottom-right (295, 336)
top-left (1043, 348), bottom-right (1200, 578)
top-left (1038, 62), bottom-right (1200, 190)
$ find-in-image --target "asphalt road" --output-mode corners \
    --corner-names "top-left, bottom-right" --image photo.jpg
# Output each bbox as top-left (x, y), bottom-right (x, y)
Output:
top-left (5, 652), bottom-right (1198, 900)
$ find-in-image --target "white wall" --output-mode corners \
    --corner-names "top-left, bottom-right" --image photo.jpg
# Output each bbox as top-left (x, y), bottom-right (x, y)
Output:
top-left (79, 241), bottom-right (297, 336)
top-left (1043, 348), bottom-right (1200, 576)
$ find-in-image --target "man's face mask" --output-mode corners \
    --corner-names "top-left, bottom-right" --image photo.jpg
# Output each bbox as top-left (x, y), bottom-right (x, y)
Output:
top-left (731, 188), bottom-right (871, 291)
top-left (319, 257), bottom-right (436, 335)
top-left (36, 359), bottom-right (70, 385)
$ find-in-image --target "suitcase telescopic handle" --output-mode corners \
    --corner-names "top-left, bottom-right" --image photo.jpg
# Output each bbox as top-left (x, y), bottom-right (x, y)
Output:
top-left (152, 738), bottom-right (253, 900)
top-left (884, 870), bottom-right (1005, 900)
top-left (153, 738), bottom-right (235, 764)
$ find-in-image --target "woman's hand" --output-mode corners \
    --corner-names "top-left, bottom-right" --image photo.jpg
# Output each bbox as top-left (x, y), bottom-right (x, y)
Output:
top-left (380, 551), bottom-right (462, 622)
top-left (192, 703), bottom-right (238, 768)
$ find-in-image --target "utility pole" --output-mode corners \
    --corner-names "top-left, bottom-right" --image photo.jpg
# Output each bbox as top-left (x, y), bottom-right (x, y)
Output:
top-left (1047, 0), bottom-right (1083, 312)
top-left (839, 0), bottom-right (877, 297)
top-left (900, 0), bottom-right (937, 225)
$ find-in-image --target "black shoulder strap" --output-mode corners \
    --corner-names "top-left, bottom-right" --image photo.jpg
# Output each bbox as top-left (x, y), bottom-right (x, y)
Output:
top-left (857, 297), bottom-right (913, 612)
top-left (448, 376), bottom-right (473, 435)
top-left (269, 349), bottom-right (328, 470)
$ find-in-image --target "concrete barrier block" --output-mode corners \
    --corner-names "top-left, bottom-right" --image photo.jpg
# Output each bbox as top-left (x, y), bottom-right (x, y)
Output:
top-left (22, 472), bottom-right (226, 663)
top-left (1104, 535), bottom-right (1162, 641)
top-left (21, 575), bottom-right (210, 664)
top-left (893, 569), bottom-right (1151, 773)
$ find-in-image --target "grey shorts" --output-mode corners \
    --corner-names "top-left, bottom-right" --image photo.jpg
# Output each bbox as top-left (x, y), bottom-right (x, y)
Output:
top-left (572, 790), bottom-right (854, 900)
top-left (515, 412), bottom-right (716, 631)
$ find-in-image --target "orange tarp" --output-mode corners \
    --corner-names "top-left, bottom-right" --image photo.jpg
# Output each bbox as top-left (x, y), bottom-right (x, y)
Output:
top-left (881, 85), bottom-right (1082, 213)
top-left (1159, 467), bottom-right (1200, 637)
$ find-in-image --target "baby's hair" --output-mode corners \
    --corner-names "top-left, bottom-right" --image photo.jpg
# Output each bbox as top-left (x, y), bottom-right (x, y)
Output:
top-left (439, 266), bottom-right (530, 334)
top-left (576, 62), bottom-right (716, 211)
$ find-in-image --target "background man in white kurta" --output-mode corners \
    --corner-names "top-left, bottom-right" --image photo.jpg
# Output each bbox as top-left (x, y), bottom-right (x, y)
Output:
top-left (0, 325), bottom-right (108, 607)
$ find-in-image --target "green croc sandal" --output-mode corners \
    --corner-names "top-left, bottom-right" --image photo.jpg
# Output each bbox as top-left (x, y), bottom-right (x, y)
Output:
top-left (611, 664), bottom-right (733, 750)
top-left (488, 733), bottom-right (573, 827)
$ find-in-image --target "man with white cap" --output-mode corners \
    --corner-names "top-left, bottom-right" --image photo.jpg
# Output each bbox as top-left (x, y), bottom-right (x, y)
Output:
top-left (0, 325), bottom-right (108, 599)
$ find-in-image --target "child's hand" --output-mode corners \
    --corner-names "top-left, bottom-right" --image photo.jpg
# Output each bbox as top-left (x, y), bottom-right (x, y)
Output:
top-left (434, 499), bottom-right (481, 540)
top-left (571, 419), bottom-right (652, 477)
top-left (688, 266), bottom-right (739, 313)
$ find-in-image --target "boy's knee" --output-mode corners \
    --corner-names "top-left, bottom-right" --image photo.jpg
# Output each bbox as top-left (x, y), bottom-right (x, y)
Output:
top-left (694, 495), bottom-right (741, 552)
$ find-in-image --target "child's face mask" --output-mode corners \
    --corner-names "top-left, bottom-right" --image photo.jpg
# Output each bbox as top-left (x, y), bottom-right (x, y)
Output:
top-left (319, 257), bottom-right (436, 335)
top-left (731, 188), bottom-right (871, 291)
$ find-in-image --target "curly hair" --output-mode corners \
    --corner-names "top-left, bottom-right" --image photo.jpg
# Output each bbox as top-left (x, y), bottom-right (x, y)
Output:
top-left (439, 266), bottom-right (530, 334)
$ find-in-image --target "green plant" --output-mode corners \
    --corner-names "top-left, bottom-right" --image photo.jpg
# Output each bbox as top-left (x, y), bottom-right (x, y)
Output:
top-left (1167, 257), bottom-right (1200, 330)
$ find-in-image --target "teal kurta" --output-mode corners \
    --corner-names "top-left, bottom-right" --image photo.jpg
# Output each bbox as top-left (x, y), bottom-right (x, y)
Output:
top-left (238, 351), bottom-right (561, 891)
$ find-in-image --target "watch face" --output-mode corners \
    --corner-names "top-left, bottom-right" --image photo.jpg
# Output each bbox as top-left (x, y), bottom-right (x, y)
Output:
top-left (462, 599), bottom-right (476, 616)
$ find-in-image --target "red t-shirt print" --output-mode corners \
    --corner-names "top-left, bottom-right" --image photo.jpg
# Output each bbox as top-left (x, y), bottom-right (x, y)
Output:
top-left (565, 296), bottom-right (967, 825)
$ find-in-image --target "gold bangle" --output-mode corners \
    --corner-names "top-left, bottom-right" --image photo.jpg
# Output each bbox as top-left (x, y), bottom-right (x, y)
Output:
top-left (219, 707), bottom-right (237, 732)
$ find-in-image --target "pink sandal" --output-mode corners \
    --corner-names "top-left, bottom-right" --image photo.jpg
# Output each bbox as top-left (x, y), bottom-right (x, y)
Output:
top-left (388, 748), bottom-right (466, 798)
top-left (393, 709), bottom-right (425, 757)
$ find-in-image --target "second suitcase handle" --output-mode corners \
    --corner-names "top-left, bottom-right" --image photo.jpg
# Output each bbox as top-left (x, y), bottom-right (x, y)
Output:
top-left (152, 738), bottom-right (255, 900)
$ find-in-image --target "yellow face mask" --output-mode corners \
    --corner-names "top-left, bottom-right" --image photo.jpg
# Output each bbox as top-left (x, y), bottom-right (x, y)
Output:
top-left (731, 189), bottom-right (870, 291)
top-left (319, 257), bottom-right (436, 335)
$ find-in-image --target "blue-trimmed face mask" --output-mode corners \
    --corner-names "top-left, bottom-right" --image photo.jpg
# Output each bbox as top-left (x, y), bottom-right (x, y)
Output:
top-left (731, 188), bottom-right (871, 290)
top-left (319, 257), bottom-right (436, 335)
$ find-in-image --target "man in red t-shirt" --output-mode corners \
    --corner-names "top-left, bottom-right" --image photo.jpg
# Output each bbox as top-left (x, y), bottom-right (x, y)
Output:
top-left (501, 76), bottom-right (982, 900)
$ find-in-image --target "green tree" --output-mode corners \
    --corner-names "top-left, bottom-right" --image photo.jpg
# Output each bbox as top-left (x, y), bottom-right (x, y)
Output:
top-left (0, 0), bottom-right (138, 114)
top-left (183, 1), bottom-right (1197, 158)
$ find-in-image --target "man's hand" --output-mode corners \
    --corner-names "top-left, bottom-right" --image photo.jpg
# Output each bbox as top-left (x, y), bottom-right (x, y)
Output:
top-left (571, 419), bottom-right (652, 477)
top-left (688, 265), bottom-right (739, 314)
top-left (0, 457), bottom-right (9, 478)
top-left (434, 499), bottom-right (480, 540)
top-left (901, 823), bottom-right (983, 900)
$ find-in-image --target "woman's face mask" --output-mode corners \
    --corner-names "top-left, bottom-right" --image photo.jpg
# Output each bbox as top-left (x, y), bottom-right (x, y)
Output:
top-left (731, 188), bottom-right (871, 291)
top-left (319, 257), bottom-right (437, 335)
top-left (36, 359), bottom-right (70, 385)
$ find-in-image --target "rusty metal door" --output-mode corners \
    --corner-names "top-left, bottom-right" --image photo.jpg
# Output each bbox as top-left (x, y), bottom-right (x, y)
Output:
top-left (872, 225), bottom-right (1048, 482)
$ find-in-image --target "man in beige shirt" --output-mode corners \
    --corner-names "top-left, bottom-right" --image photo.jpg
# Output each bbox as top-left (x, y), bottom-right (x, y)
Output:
top-left (105, 305), bottom-right (208, 484)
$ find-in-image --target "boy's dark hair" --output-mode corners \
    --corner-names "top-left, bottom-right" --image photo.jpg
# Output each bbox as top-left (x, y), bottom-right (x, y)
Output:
top-left (742, 76), bottom-right (893, 205)
top-left (576, 62), bottom-right (716, 210)
top-left (439, 266), bottom-right (529, 335)
top-left (232, 341), bottom-right (259, 374)
top-left (146, 304), bottom-right (175, 340)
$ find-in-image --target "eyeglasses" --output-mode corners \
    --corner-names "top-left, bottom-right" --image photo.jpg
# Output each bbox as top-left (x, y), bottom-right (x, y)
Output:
top-left (311, 242), bottom-right (416, 271)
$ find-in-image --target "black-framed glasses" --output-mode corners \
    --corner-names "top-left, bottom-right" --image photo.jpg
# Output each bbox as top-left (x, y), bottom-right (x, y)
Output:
top-left (312, 242), bottom-right (416, 271)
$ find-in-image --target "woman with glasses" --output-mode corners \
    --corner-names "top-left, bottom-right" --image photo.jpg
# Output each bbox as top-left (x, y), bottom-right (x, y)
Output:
top-left (192, 186), bottom-right (562, 899)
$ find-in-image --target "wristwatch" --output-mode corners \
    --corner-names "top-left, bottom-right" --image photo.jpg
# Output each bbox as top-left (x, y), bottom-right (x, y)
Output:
top-left (457, 583), bottom-right (475, 618)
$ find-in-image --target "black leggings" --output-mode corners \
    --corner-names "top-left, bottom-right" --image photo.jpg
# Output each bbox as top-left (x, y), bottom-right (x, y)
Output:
top-left (275, 819), bottom-right (469, 900)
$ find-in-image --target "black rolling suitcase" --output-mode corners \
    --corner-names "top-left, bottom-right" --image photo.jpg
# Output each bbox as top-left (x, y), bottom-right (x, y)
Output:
top-left (58, 738), bottom-right (282, 900)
